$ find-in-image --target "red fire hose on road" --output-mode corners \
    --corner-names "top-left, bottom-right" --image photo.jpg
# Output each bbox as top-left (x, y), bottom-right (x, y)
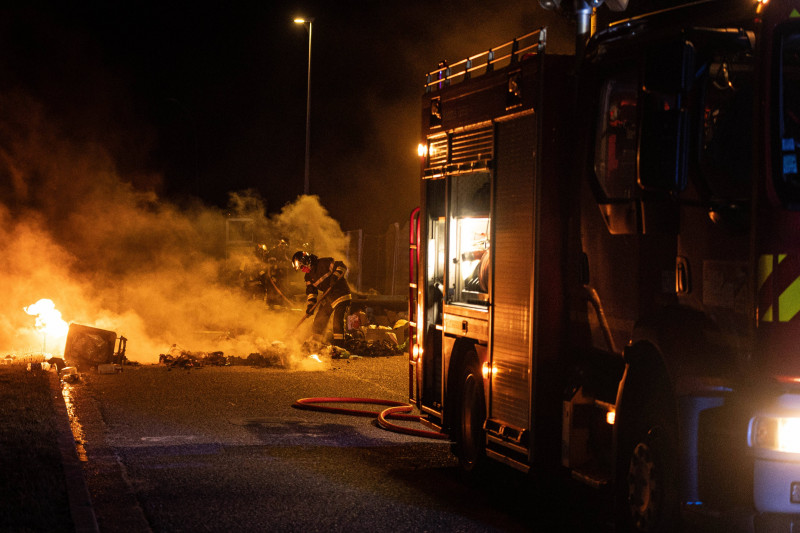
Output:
top-left (292, 397), bottom-right (449, 440)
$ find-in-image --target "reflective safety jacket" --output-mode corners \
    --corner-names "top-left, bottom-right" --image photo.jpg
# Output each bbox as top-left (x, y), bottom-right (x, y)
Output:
top-left (304, 257), bottom-right (351, 310)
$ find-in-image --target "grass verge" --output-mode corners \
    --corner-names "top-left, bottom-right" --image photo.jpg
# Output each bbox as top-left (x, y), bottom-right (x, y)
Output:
top-left (0, 364), bottom-right (74, 532)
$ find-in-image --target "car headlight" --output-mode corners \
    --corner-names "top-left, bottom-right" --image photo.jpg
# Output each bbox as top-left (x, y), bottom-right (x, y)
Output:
top-left (750, 416), bottom-right (800, 453)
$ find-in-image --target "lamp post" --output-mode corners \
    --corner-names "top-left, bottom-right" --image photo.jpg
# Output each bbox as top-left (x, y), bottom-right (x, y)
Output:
top-left (294, 17), bottom-right (314, 196)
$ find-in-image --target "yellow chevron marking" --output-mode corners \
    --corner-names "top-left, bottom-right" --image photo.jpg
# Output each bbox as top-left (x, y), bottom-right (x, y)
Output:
top-left (758, 254), bottom-right (773, 290)
top-left (779, 275), bottom-right (800, 322)
top-left (763, 305), bottom-right (773, 322)
top-left (792, 8), bottom-right (800, 18)
top-left (780, 254), bottom-right (788, 263)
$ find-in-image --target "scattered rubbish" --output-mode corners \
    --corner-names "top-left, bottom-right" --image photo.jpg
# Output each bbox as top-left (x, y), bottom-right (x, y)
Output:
top-left (153, 310), bottom-right (406, 372)
top-left (61, 366), bottom-right (80, 383)
top-left (364, 326), bottom-right (398, 344)
top-left (328, 346), bottom-right (352, 360)
top-left (159, 351), bottom-right (203, 370)
top-left (301, 338), bottom-right (326, 354)
top-left (341, 338), bottom-right (404, 358)
top-left (27, 361), bottom-right (49, 372)
top-left (204, 351), bottom-right (227, 366)
top-left (240, 352), bottom-right (283, 367)
top-left (159, 345), bottom-right (289, 370)
top-left (346, 311), bottom-right (369, 331)
top-left (64, 324), bottom-right (127, 370)
top-left (97, 363), bottom-right (122, 374)
top-left (361, 319), bottom-right (409, 345)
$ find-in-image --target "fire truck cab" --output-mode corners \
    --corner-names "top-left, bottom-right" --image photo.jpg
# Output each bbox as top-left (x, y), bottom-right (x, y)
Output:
top-left (409, 0), bottom-right (800, 531)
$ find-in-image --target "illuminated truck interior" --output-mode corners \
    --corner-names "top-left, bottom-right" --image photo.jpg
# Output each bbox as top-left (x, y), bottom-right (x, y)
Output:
top-left (447, 171), bottom-right (491, 307)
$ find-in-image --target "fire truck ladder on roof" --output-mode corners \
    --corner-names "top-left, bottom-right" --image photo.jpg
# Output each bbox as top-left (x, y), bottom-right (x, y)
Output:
top-left (424, 27), bottom-right (547, 93)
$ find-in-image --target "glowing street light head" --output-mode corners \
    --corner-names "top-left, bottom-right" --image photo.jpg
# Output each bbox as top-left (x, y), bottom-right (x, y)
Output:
top-left (294, 17), bottom-right (313, 25)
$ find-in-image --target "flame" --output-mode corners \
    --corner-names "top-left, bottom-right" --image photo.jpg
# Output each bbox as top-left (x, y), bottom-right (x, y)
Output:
top-left (308, 354), bottom-right (322, 363)
top-left (24, 299), bottom-right (69, 338)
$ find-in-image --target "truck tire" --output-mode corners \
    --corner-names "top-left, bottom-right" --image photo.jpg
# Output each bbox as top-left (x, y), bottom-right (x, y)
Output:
top-left (616, 380), bottom-right (679, 533)
top-left (455, 355), bottom-right (486, 473)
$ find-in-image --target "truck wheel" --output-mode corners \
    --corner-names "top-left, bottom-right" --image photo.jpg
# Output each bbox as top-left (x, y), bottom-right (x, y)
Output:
top-left (618, 412), bottom-right (679, 532)
top-left (456, 357), bottom-right (486, 473)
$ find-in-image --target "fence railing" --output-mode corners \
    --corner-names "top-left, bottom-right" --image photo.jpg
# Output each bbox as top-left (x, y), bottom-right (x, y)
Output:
top-left (345, 222), bottom-right (409, 296)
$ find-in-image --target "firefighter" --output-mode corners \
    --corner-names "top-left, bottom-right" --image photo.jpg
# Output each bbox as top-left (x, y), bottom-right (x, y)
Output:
top-left (239, 245), bottom-right (268, 302)
top-left (264, 239), bottom-right (291, 308)
top-left (292, 250), bottom-right (352, 347)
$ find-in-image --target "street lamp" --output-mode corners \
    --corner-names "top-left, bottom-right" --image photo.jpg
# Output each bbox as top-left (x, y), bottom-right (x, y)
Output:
top-left (294, 16), bottom-right (313, 196)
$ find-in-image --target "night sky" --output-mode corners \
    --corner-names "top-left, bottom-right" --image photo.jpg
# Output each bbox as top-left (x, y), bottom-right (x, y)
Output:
top-left (0, 1), bottom-right (573, 232)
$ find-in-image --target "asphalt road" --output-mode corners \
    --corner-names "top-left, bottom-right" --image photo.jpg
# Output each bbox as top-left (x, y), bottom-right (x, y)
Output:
top-left (65, 354), bottom-right (610, 533)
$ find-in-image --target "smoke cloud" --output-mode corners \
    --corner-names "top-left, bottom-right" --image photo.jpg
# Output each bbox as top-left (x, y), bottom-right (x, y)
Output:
top-left (0, 91), bottom-right (346, 364)
top-left (0, 2), bottom-right (577, 365)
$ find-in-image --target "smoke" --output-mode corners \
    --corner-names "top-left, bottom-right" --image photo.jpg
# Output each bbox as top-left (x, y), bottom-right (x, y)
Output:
top-left (0, 1), bottom-right (577, 364)
top-left (309, 0), bottom-right (574, 232)
top-left (0, 91), bottom-right (346, 365)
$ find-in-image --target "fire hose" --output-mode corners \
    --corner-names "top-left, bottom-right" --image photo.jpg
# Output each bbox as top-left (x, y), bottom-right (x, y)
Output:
top-left (292, 397), bottom-right (449, 440)
top-left (267, 276), bottom-right (296, 309)
top-left (286, 285), bottom-right (334, 337)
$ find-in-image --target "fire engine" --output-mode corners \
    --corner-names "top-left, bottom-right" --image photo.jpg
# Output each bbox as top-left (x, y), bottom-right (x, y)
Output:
top-left (408, 0), bottom-right (800, 530)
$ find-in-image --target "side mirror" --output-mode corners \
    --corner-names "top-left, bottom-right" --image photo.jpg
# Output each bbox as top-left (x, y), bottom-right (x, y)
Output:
top-left (708, 203), bottom-right (749, 233)
top-left (638, 41), bottom-right (694, 193)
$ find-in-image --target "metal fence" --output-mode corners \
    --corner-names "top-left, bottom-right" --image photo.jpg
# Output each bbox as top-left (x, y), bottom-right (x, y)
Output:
top-left (345, 221), bottom-right (409, 296)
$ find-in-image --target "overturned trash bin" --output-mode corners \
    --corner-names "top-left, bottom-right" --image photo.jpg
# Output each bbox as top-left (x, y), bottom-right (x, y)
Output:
top-left (64, 323), bottom-right (118, 371)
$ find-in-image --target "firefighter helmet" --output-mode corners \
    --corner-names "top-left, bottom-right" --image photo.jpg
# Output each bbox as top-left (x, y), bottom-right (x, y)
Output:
top-left (292, 251), bottom-right (316, 271)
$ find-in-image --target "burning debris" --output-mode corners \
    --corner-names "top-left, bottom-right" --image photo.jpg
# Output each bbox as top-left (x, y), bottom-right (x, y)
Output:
top-left (23, 299), bottom-right (69, 354)
top-left (0, 80), bottom-right (378, 368)
top-left (26, 361), bottom-right (50, 373)
top-left (338, 338), bottom-right (404, 358)
top-left (2, 351), bottom-right (66, 370)
top-left (158, 352), bottom-right (204, 370)
top-left (158, 341), bottom-right (291, 370)
top-left (24, 299), bottom-right (69, 334)
top-left (61, 366), bottom-right (80, 383)
top-left (154, 320), bottom-right (408, 372)
top-left (10, 293), bottom-right (409, 377)
top-left (63, 324), bottom-right (127, 371)
top-left (1, 348), bottom-right (83, 383)
top-left (338, 316), bottom-right (409, 358)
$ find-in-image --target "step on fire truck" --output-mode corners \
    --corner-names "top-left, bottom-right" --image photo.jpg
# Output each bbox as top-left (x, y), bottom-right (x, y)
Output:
top-left (408, 0), bottom-right (800, 530)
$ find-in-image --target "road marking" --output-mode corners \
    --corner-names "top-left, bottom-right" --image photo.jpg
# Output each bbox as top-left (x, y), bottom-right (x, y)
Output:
top-left (140, 435), bottom-right (198, 442)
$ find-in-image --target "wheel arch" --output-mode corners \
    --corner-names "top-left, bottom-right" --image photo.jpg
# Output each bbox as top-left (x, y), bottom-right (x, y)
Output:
top-left (628, 304), bottom-right (728, 380)
top-left (616, 341), bottom-right (678, 435)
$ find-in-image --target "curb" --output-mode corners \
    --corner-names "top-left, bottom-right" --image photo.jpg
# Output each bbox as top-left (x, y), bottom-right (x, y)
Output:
top-left (49, 372), bottom-right (100, 533)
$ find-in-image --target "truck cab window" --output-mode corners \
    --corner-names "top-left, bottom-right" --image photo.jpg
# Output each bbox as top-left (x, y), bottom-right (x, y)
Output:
top-left (776, 29), bottom-right (800, 203)
top-left (699, 56), bottom-right (753, 200)
top-left (594, 73), bottom-right (639, 200)
top-left (447, 172), bottom-right (491, 306)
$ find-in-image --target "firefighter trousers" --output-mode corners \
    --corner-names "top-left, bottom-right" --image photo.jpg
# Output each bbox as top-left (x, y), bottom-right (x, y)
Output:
top-left (312, 293), bottom-right (352, 347)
